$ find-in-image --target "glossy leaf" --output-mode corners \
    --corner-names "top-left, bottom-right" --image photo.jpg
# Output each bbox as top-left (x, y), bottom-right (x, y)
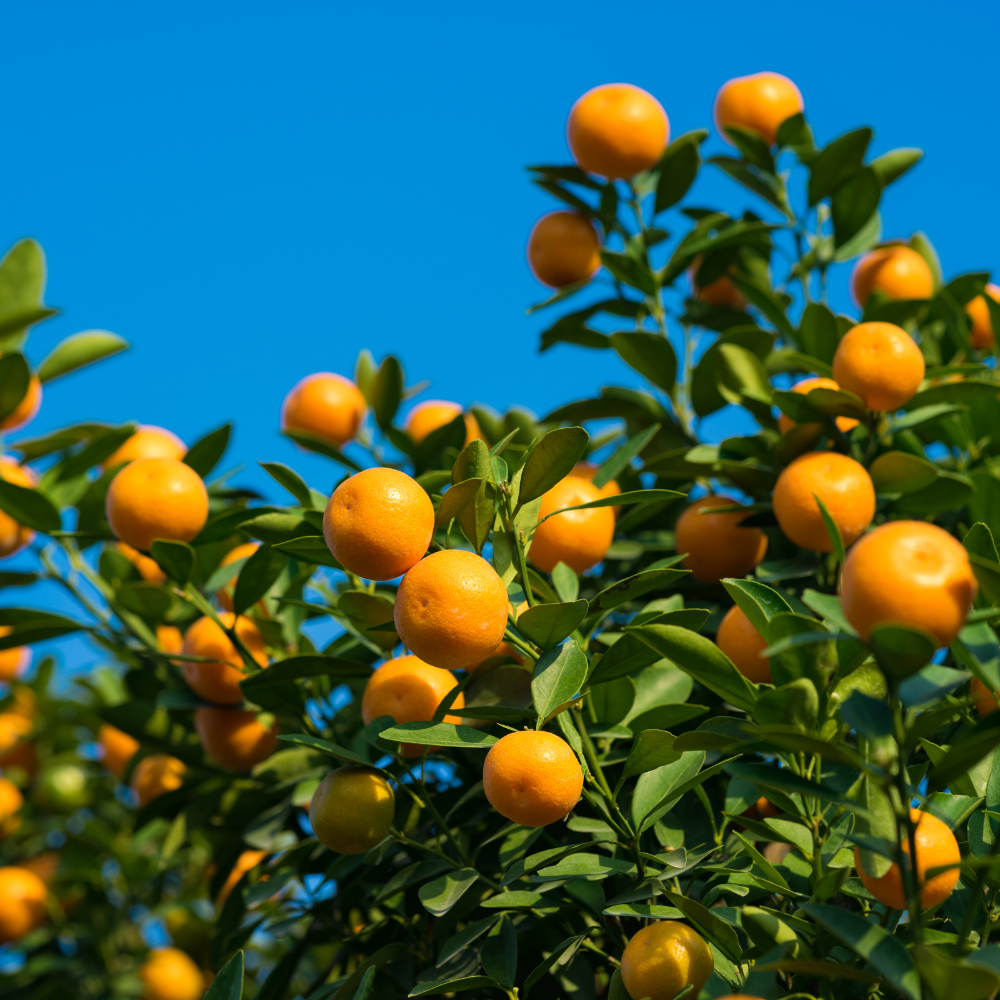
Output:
top-left (203, 950), bottom-right (244, 1000)
top-left (378, 722), bottom-right (498, 749)
top-left (516, 601), bottom-right (588, 650)
top-left (0, 477), bottom-right (60, 533)
top-left (184, 423), bottom-right (232, 479)
top-left (37, 330), bottom-right (128, 383)
top-left (531, 640), bottom-right (587, 724)
top-left (517, 427), bottom-right (589, 506)
top-left (610, 332), bottom-right (677, 392)
top-left (417, 868), bottom-right (479, 916)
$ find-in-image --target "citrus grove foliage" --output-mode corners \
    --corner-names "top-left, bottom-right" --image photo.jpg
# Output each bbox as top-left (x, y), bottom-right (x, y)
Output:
top-left (1, 74), bottom-right (1000, 1000)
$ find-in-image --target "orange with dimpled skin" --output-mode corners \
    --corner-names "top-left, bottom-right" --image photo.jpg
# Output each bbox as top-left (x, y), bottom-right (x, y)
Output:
top-left (281, 372), bottom-right (367, 448)
top-left (405, 400), bottom-right (483, 448)
top-left (195, 707), bottom-right (278, 771)
top-left (529, 476), bottom-right (615, 574)
top-left (832, 321), bottom-right (925, 412)
top-left (180, 612), bottom-right (269, 705)
top-left (673, 495), bottom-right (767, 583)
top-left (527, 212), bottom-right (601, 289)
top-left (777, 377), bottom-right (860, 435)
top-left (850, 244), bottom-right (934, 308)
top-left (716, 604), bottom-right (771, 684)
top-left (620, 920), bottom-right (715, 1000)
top-left (714, 72), bottom-right (803, 146)
top-left (102, 425), bottom-right (185, 470)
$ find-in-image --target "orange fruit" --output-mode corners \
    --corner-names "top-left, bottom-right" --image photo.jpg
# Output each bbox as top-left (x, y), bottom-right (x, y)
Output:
top-left (139, 947), bottom-right (205, 1000)
top-left (620, 921), bottom-right (715, 1000)
top-left (689, 255), bottom-right (746, 310)
top-left (841, 520), bottom-right (976, 646)
top-left (529, 476), bottom-right (615, 574)
top-left (0, 374), bottom-right (41, 433)
top-left (98, 724), bottom-right (139, 777)
top-left (156, 624), bottom-right (183, 655)
top-left (0, 867), bottom-right (47, 944)
top-left (850, 245), bottom-right (934, 307)
top-left (405, 401), bottom-right (483, 448)
top-left (103, 425), bottom-right (186, 470)
top-left (0, 777), bottom-right (23, 836)
top-left (674, 495), bottom-right (768, 583)
top-left (483, 730), bottom-right (583, 827)
top-left (756, 796), bottom-right (780, 819)
top-left (527, 212), bottom-right (601, 288)
top-left (832, 321), bottom-right (925, 412)
top-left (7, 686), bottom-right (34, 719)
top-left (323, 467), bottom-right (434, 581)
top-left (571, 463), bottom-right (621, 501)
top-left (394, 550), bottom-right (509, 670)
top-left (0, 712), bottom-right (36, 777)
top-left (714, 72), bottom-right (803, 146)
top-left (106, 457), bottom-right (209, 551)
top-left (971, 677), bottom-right (998, 717)
top-left (0, 626), bottom-right (30, 682)
top-left (854, 808), bottom-right (960, 910)
top-left (180, 613), bottom-right (269, 705)
top-left (310, 767), bottom-right (396, 853)
top-left (772, 452), bottom-right (875, 553)
top-left (966, 283), bottom-right (1000, 350)
top-left (130, 754), bottom-right (186, 807)
top-left (361, 654), bottom-right (465, 757)
top-left (216, 849), bottom-right (268, 907)
top-left (195, 707), bottom-right (278, 771)
top-left (471, 640), bottom-right (524, 672)
top-left (216, 541), bottom-right (261, 611)
top-left (777, 377), bottom-right (860, 435)
top-left (0, 457), bottom-right (37, 558)
top-left (567, 83), bottom-right (669, 179)
top-left (281, 372), bottom-right (367, 448)
top-left (116, 541), bottom-right (167, 584)
top-left (716, 604), bottom-right (770, 684)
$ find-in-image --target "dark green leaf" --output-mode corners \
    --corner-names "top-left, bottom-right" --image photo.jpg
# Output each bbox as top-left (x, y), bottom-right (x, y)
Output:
top-left (259, 462), bottom-right (312, 507)
top-left (0, 477), bottom-right (60, 533)
top-left (150, 540), bottom-right (195, 584)
top-left (184, 424), bottom-right (232, 479)
top-left (610, 332), bottom-right (677, 392)
top-left (517, 427), bottom-right (589, 506)
top-left (869, 622), bottom-right (938, 680)
top-left (516, 601), bottom-right (589, 650)
top-left (588, 567), bottom-right (688, 616)
top-left (807, 128), bottom-right (873, 205)
top-left (418, 868), bottom-right (479, 917)
top-left (203, 950), bottom-right (244, 1000)
top-left (283, 429), bottom-right (364, 472)
top-left (869, 451), bottom-right (938, 494)
top-left (272, 535), bottom-right (342, 568)
top-left (0, 354), bottom-right (30, 424)
top-left (373, 356), bottom-right (404, 430)
top-left (378, 721), bottom-right (498, 749)
top-left (233, 544), bottom-right (286, 615)
top-left (531, 639), bottom-right (587, 723)
top-left (654, 130), bottom-right (707, 212)
top-left (592, 424), bottom-right (661, 489)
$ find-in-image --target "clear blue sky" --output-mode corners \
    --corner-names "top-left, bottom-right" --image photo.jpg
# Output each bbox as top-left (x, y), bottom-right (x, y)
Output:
top-left (1, 1), bottom-right (998, 673)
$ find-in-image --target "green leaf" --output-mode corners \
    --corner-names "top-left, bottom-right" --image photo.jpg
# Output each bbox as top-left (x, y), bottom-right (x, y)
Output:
top-left (551, 562), bottom-right (579, 603)
top-left (184, 424), bottom-right (231, 479)
top-left (203, 950), bottom-right (244, 1000)
top-left (37, 330), bottom-right (128, 383)
top-left (726, 761), bottom-right (862, 812)
top-left (378, 721), bottom-right (498, 749)
top-left (481, 915), bottom-right (517, 989)
top-left (654, 130), bottom-right (706, 212)
top-left (150, 540), bottom-right (195, 584)
top-left (500, 841), bottom-right (612, 887)
top-left (233, 545), bottom-right (286, 615)
top-left (831, 167), bottom-right (881, 247)
top-left (409, 978), bottom-right (499, 998)
top-left (869, 622), bottom-right (938, 679)
top-left (927, 715), bottom-right (1000, 792)
top-left (776, 112), bottom-right (815, 153)
top-left (965, 523), bottom-right (1000, 564)
top-left (635, 755), bottom-right (737, 833)
top-left (600, 250), bottom-right (656, 296)
top-left (0, 239), bottom-right (53, 350)
top-left (242, 656), bottom-right (371, 694)
top-left (0, 478), bottom-right (60, 533)
top-left (0, 354), bottom-right (30, 424)
top-left (523, 934), bottom-right (586, 999)
top-left (0, 609), bottom-right (82, 649)
top-left (609, 332), bottom-right (677, 392)
top-left (517, 427), bottom-right (589, 506)
top-left (538, 489), bottom-right (681, 524)
top-left (912, 945), bottom-right (1000, 1000)
top-left (259, 462), bottom-right (312, 507)
top-left (721, 578), bottom-right (793, 641)
top-left (869, 451), bottom-right (938, 494)
top-left (283, 429), bottom-right (364, 471)
top-left (871, 148), bottom-right (923, 187)
top-left (814, 494), bottom-right (846, 567)
top-left (807, 128), bottom-right (873, 205)
top-left (798, 302), bottom-right (840, 366)
top-left (588, 567), bottom-right (688, 616)
top-left (418, 867), bottom-right (479, 916)
top-left (531, 853), bottom-right (634, 881)
top-left (435, 477), bottom-right (485, 527)
top-left (662, 890), bottom-right (742, 963)
top-left (531, 640), bottom-right (587, 724)
top-left (272, 535), bottom-right (343, 568)
top-left (351, 969), bottom-right (376, 1000)
top-left (516, 601), bottom-right (589, 650)
top-left (373, 356), bottom-right (404, 430)
top-left (278, 733), bottom-right (382, 770)
top-left (615, 730), bottom-right (681, 795)
top-left (592, 424), bottom-right (661, 489)
top-left (480, 891), bottom-right (547, 909)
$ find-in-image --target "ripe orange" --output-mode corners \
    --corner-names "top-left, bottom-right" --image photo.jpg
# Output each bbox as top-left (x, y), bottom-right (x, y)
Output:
top-left (106, 458), bottom-right (209, 551)
top-left (571, 463), bottom-right (621, 501)
top-left (971, 677), bottom-right (998, 717)
top-left (181, 613), bottom-right (268, 705)
top-left (116, 541), bottom-right (167, 584)
top-left (216, 541), bottom-right (261, 611)
top-left (323, 467), bottom-right (434, 581)
top-left (281, 372), bottom-right (367, 447)
top-left (310, 767), bottom-right (396, 853)
top-left (103, 425), bottom-right (186, 470)
top-left (130, 754), bottom-right (186, 807)
top-left (966, 283), bottom-right (1000, 350)
top-left (98, 723), bottom-right (140, 777)
top-left (0, 712), bottom-right (36, 777)
top-left (674, 495), bottom-right (768, 583)
top-left (832, 322), bottom-right (925, 412)
top-left (394, 550), bottom-right (509, 670)
top-left (756, 796), bottom-right (780, 819)
top-left (139, 947), bottom-right (205, 1000)
top-left (0, 457), bottom-right (37, 558)
top-left (0, 777), bottom-right (23, 836)
top-left (527, 212), bottom-right (601, 288)
top-left (195, 707), bottom-right (278, 771)
top-left (216, 849), bottom-right (268, 907)
top-left (716, 604), bottom-right (770, 684)
top-left (567, 83), bottom-right (669, 179)
top-left (841, 520), bottom-right (976, 646)
top-left (620, 921), bottom-right (715, 1000)
top-left (777, 377), bottom-right (860, 435)
top-left (483, 730), bottom-right (583, 826)
top-left (0, 626), bottom-right (30, 682)
top-left (851, 245), bottom-right (934, 307)
top-left (713, 72), bottom-right (803, 146)
top-left (405, 401), bottom-right (483, 448)
top-left (529, 476), bottom-right (615, 574)
top-left (0, 373), bottom-right (41, 433)
top-left (689, 255), bottom-right (746, 310)
top-left (854, 808), bottom-right (960, 910)
top-left (157, 624), bottom-right (183, 655)
top-left (772, 452), bottom-right (875, 553)
top-left (0, 866), bottom-right (47, 944)
top-left (361, 654), bottom-right (465, 757)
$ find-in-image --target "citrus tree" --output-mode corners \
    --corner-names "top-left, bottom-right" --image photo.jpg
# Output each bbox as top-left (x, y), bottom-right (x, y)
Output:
top-left (1, 70), bottom-right (1000, 1000)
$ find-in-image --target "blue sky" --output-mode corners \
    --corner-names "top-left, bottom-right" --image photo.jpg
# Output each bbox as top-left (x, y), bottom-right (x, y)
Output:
top-left (1, 1), bottom-right (998, 674)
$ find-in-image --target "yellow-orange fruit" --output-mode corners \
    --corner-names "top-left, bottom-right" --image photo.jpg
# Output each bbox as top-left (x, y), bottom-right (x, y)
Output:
top-left (116, 541), bottom-right (167, 584)
top-left (772, 452), bottom-right (875, 553)
top-left (156, 624), bottom-right (183, 656)
top-left (281, 372), bottom-right (367, 448)
top-left (310, 767), bottom-right (396, 853)
top-left (0, 375), bottom-right (41, 433)
top-left (620, 921), bottom-right (715, 1000)
top-left (673, 495), bottom-right (767, 583)
top-left (98, 724), bottom-right (140, 777)
top-left (0, 867), bottom-right (47, 944)
top-left (0, 712), bottom-right (35, 777)
top-left (851, 245), bottom-right (934, 307)
top-left (527, 212), bottom-right (601, 288)
top-left (216, 849), bottom-right (268, 907)
top-left (567, 83), bottom-right (669, 179)
top-left (216, 542), bottom-right (261, 611)
top-left (0, 777), bottom-right (23, 836)
top-left (841, 520), bottom-right (976, 646)
top-left (323, 467), bottom-right (434, 581)
top-left (716, 604), bottom-right (770, 684)
top-left (714, 72), bottom-right (803, 146)
top-left (0, 626), bottom-right (30, 682)
top-left (130, 755), bottom-right (186, 807)
top-left (483, 730), bottom-right (583, 827)
top-left (756, 797), bottom-right (780, 819)
top-left (854, 808), bottom-right (960, 910)
top-left (571, 463), bottom-right (621, 501)
top-left (832, 322), bottom-right (925, 412)
top-left (394, 550), bottom-right (509, 670)
top-left (195, 707), bottom-right (278, 771)
top-left (529, 476), bottom-right (615, 574)
top-left (971, 677), bottom-right (998, 717)
top-left (139, 947), bottom-right (205, 1000)
top-left (181, 613), bottom-right (268, 706)
top-left (0, 458), bottom-right (37, 558)
top-left (106, 458), bottom-right (209, 551)
top-left (103, 425), bottom-right (185, 470)
top-left (776, 377), bottom-right (860, 435)
top-left (966, 283), bottom-right (1000, 350)
top-left (405, 401), bottom-right (483, 448)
